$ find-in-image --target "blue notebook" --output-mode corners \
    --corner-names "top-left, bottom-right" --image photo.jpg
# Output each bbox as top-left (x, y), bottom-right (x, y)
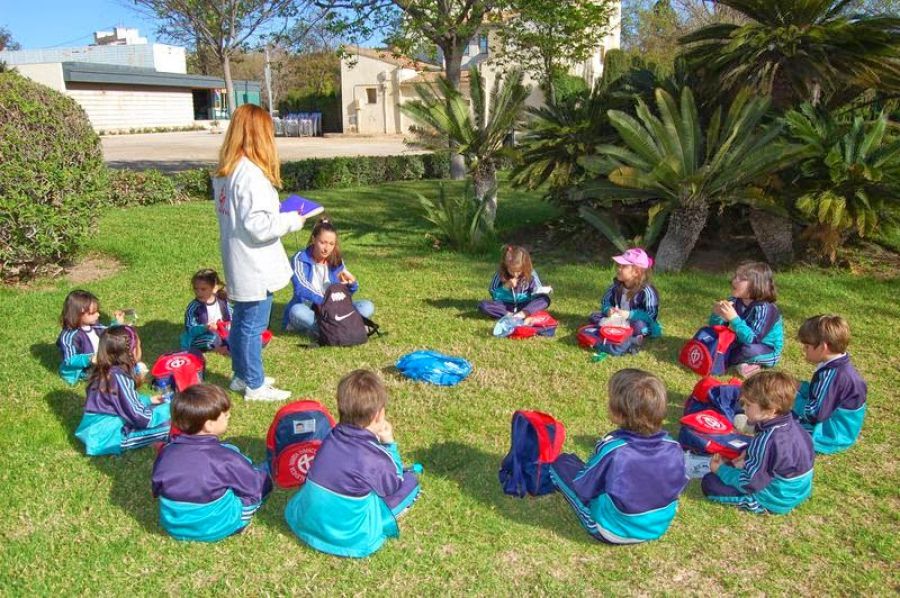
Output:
top-left (280, 195), bottom-right (324, 218)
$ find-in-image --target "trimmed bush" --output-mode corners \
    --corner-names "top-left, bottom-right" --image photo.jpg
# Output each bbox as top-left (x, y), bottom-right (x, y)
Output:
top-left (105, 168), bottom-right (212, 207)
top-left (0, 71), bottom-right (106, 281)
top-left (280, 153), bottom-right (450, 192)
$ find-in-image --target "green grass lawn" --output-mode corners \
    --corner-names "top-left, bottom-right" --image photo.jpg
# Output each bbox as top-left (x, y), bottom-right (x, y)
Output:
top-left (1, 180), bottom-right (897, 595)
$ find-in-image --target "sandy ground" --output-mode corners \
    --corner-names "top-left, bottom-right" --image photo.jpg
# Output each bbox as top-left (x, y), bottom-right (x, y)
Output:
top-left (102, 131), bottom-right (421, 171)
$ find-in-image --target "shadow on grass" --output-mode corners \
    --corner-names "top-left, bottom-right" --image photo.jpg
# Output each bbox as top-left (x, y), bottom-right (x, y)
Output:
top-left (644, 335), bottom-right (690, 365)
top-left (44, 389), bottom-right (164, 535)
top-left (225, 435), bottom-right (295, 536)
top-left (412, 440), bottom-right (594, 543)
top-left (423, 298), bottom-right (484, 320)
top-left (30, 342), bottom-right (59, 376)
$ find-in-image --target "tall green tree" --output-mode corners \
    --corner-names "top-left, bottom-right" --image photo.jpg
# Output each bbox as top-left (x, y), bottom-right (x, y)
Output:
top-left (131, 0), bottom-right (321, 114)
top-left (401, 66), bottom-right (530, 229)
top-left (492, 0), bottom-right (616, 106)
top-left (577, 87), bottom-right (798, 272)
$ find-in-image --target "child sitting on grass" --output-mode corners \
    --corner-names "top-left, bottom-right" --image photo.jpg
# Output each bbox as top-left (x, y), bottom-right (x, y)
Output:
top-left (151, 384), bottom-right (271, 542)
top-left (793, 315), bottom-right (867, 454)
top-left (180, 268), bottom-right (231, 354)
top-left (75, 326), bottom-right (170, 455)
top-left (589, 248), bottom-right (661, 341)
top-left (478, 245), bottom-right (551, 325)
top-left (549, 369), bottom-right (688, 544)
top-left (285, 369), bottom-right (420, 558)
top-left (57, 289), bottom-right (115, 385)
top-left (702, 370), bottom-right (814, 514)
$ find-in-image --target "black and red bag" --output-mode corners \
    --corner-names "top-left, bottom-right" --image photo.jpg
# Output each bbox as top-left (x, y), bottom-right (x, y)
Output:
top-left (679, 325), bottom-right (737, 376)
top-left (499, 410), bottom-right (567, 497)
top-left (266, 400), bottom-right (336, 488)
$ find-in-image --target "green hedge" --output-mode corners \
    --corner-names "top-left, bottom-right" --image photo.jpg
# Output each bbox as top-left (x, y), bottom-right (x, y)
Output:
top-left (0, 71), bottom-right (106, 281)
top-left (281, 153), bottom-right (451, 191)
top-left (104, 168), bottom-right (211, 207)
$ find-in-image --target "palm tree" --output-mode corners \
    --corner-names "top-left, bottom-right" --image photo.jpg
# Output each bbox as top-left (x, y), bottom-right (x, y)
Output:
top-left (786, 104), bottom-right (900, 262)
top-left (576, 87), bottom-right (799, 272)
top-left (680, 0), bottom-right (900, 110)
top-left (401, 66), bottom-right (530, 229)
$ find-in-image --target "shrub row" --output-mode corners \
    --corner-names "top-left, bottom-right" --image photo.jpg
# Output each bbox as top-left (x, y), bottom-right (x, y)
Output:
top-left (280, 153), bottom-right (452, 191)
top-left (104, 168), bottom-right (212, 207)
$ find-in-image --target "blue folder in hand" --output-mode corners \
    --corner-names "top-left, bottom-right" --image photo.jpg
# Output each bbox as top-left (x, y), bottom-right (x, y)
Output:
top-left (280, 195), bottom-right (324, 218)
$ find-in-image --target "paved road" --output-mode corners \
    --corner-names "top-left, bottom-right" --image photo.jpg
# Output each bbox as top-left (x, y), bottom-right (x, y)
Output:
top-left (103, 131), bottom-right (421, 171)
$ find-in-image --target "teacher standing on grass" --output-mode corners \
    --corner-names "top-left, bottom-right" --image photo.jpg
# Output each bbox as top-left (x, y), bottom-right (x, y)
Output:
top-left (213, 104), bottom-right (307, 402)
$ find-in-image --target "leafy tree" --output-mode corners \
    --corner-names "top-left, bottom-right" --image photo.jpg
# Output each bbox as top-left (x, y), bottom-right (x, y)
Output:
top-left (680, 0), bottom-right (900, 110)
top-left (401, 66), bottom-right (530, 229)
top-left (131, 0), bottom-right (321, 114)
top-left (0, 26), bottom-right (21, 52)
top-left (491, 0), bottom-right (616, 106)
top-left (786, 104), bottom-right (900, 262)
top-left (578, 87), bottom-right (798, 272)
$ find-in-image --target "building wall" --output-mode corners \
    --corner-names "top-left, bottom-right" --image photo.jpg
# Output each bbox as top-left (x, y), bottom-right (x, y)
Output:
top-left (65, 83), bottom-right (194, 131)
top-left (12, 63), bottom-right (66, 92)
top-left (0, 44), bottom-right (186, 73)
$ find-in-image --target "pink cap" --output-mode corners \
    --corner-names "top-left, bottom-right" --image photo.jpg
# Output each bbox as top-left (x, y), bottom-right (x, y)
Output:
top-left (612, 248), bottom-right (653, 269)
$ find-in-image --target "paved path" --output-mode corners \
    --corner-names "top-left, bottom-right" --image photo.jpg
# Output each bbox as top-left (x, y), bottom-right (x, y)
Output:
top-left (103, 131), bottom-right (420, 171)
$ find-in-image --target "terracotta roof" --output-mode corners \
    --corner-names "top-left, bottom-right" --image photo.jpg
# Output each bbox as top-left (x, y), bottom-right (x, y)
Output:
top-left (346, 46), bottom-right (442, 71)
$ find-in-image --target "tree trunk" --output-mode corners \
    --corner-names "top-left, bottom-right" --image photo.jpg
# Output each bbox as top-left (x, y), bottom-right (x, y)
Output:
top-left (655, 202), bottom-right (711, 272)
top-left (222, 53), bottom-right (237, 116)
top-left (474, 162), bottom-right (498, 229)
top-left (442, 42), bottom-right (467, 180)
top-left (749, 208), bottom-right (794, 266)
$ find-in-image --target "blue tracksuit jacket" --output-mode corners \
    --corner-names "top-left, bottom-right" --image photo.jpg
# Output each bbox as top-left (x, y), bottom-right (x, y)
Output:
top-left (793, 354), bottom-right (867, 454)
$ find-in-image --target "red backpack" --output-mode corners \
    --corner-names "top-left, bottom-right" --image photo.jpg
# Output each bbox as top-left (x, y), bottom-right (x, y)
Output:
top-left (499, 410), bottom-right (567, 497)
top-left (266, 400), bottom-right (336, 488)
top-left (508, 311), bottom-right (559, 339)
top-left (679, 325), bottom-right (737, 376)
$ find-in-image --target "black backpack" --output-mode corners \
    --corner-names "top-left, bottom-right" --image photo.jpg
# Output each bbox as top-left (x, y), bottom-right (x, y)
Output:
top-left (315, 283), bottom-right (378, 347)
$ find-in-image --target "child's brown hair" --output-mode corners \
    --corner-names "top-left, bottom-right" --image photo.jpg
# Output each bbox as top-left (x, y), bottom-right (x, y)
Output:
top-left (739, 370), bottom-right (797, 415)
top-left (307, 218), bottom-right (343, 268)
top-left (337, 369), bottom-right (388, 427)
top-left (798, 314), bottom-right (851, 354)
top-left (171, 384), bottom-right (232, 435)
top-left (734, 261), bottom-right (777, 303)
top-left (498, 245), bottom-right (534, 286)
top-left (607, 368), bottom-right (667, 436)
top-left (60, 289), bottom-right (99, 329)
top-left (191, 269), bottom-right (228, 301)
top-left (624, 268), bottom-right (651, 300)
top-left (87, 326), bottom-right (140, 393)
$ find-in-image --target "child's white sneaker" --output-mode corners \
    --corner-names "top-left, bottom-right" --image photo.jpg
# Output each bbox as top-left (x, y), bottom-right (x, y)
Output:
top-left (244, 384), bottom-right (291, 402)
top-left (230, 375), bottom-right (275, 392)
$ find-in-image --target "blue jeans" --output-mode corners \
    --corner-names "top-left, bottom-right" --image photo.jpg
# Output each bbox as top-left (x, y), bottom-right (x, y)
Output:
top-left (288, 300), bottom-right (375, 337)
top-left (230, 294), bottom-right (273, 389)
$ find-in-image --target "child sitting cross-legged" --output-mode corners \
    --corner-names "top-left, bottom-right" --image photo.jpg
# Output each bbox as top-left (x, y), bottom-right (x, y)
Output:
top-left (793, 315), bottom-right (867, 454)
top-left (285, 369), bottom-right (420, 558)
top-left (151, 384), bottom-right (272, 542)
top-left (549, 369), bottom-right (688, 544)
top-left (702, 370), bottom-right (815, 514)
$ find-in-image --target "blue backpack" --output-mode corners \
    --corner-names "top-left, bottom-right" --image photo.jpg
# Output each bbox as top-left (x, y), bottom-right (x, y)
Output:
top-left (499, 410), bottom-right (567, 497)
top-left (395, 350), bottom-right (472, 386)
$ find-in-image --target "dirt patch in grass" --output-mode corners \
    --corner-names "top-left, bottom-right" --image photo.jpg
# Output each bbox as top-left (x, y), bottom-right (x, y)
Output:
top-left (7, 254), bottom-right (124, 290)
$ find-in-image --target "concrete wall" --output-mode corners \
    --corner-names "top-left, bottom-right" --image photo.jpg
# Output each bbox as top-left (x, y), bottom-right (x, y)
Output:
top-left (0, 43), bottom-right (186, 73)
top-left (341, 53), bottom-right (407, 134)
top-left (12, 63), bottom-right (66, 92)
top-left (65, 83), bottom-right (194, 131)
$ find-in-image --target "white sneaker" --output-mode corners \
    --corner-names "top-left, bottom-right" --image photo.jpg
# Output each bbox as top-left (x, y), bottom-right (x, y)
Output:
top-left (229, 376), bottom-right (275, 392)
top-left (244, 384), bottom-right (291, 402)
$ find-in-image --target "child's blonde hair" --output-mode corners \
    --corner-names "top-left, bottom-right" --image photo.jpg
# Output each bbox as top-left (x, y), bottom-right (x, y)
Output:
top-left (607, 368), bottom-right (667, 436)
top-left (498, 245), bottom-right (534, 285)
top-left (798, 315), bottom-right (850, 354)
top-left (624, 268), bottom-right (651, 300)
top-left (216, 104), bottom-right (281, 188)
top-left (734, 261), bottom-right (777, 303)
top-left (740, 370), bottom-right (797, 415)
top-left (337, 369), bottom-right (388, 427)
top-left (60, 289), bottom-right (99, 329)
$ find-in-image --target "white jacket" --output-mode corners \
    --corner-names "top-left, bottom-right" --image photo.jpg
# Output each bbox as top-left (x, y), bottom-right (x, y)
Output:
top-left (214, 157), bottom-right (306, 302)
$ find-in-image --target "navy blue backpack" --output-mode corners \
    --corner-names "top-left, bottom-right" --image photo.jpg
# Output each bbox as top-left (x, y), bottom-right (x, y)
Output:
top-left (499, 410), bottom-right (567, 497)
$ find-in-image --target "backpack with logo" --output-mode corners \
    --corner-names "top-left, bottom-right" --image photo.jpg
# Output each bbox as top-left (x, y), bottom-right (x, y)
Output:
top-left (576, 321), bottom-right (642, 356)
top-left (315, 283), bottom-right (373, 347)
top-left (266, 400), bottom-right (336, 488)
top-left (150, 350), bottom-right (206, 399)
top-left (683, 376), bottom-right (743, 420)
top-left (493, 310), bottom-right (559, 339)
top-left (499, 410), bottom-right (567, 497)
top-left (679, 325), bottom-right (737, 376)
top-left (679, 376), bottom-right (749, 459)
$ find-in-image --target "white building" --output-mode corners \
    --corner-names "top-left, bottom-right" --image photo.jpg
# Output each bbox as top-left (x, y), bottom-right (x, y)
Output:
top-left (340, 3), bottom-right (621, 135)
top-left (1, 28), bottom-right (261, 132)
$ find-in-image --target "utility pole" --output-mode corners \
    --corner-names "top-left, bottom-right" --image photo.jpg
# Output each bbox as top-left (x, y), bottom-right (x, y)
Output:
top-left (264, 45), bottom-right (274, 117)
